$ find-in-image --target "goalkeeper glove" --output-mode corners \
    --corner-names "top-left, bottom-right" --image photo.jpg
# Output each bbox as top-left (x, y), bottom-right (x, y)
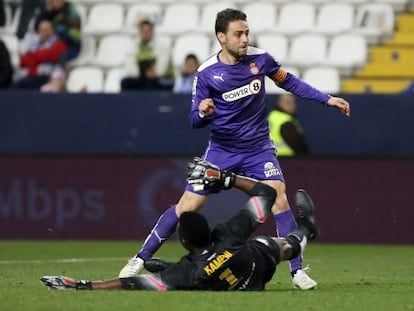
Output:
top-left (186, 157), bottom-right (236, 192)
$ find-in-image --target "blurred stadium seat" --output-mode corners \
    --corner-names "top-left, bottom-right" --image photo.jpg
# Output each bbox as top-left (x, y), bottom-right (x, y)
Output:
top-left (0, 33), bottom-right (19, 67)
top-left (241, 2), bottom-right (277, 33)
top-left (199, 2), bottom-right (237, 33)
top-left (84, 3), bottom-right (124, 35)
top-left (313, 3), bottom-right (355, 35)
top-left (274, 2), bottom-right (316, 35)
top-left (157, 3), bottom-right (199, 35)
top-left (256, 33), bottom-right (289, 63)
top-left (66, 66), bottom-right (104, 92)
top-left (104, 67), bottom-right (127, 93)
top-left (302, 66), bottom-right (341, 93)
top-left (67, 35), bottom-right (97, 67)
top-left (171, 33), bottom-right (211, 68)
top-left (353, 3), bottom-right (395, 44)
top-left (286, 33), bottom-right (328, 67)
top-left (94, 34), bottom-right (136, 68)
top-left (325, 33), bottom-right (368, 73)
top-left (124, 3), bottom-right (163, 34)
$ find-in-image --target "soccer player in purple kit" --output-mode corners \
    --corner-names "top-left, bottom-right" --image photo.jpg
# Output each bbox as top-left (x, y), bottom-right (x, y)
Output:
top-left (119, 8), bottom-right (351, 290)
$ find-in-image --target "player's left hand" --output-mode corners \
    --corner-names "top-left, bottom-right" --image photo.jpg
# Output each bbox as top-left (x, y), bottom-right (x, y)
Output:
top-left (327, 96), bottom-right (351, 117)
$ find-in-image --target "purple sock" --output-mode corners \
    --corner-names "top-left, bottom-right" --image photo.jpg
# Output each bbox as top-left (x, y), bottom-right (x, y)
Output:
top-left (138, 205), bottom-right (179, 261)
top-left (274, 209), bottom-right (303, 274)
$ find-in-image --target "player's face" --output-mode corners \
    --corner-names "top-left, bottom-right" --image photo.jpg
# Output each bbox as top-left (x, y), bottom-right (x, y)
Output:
top-left (221, 20), bottom-right (249, 60)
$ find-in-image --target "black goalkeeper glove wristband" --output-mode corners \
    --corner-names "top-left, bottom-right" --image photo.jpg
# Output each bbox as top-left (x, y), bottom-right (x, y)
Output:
top-left (221, 170), bottom-right (236, 190)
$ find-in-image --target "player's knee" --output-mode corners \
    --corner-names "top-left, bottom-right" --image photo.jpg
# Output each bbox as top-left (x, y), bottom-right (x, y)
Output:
top-left (176, 191), bottom-right (206, 216)
top-left (272, 193), bottom-right (289, 214)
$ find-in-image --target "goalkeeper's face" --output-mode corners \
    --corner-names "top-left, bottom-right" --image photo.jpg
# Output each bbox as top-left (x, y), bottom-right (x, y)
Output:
top-left (218, 20), bottom-right (249, 60)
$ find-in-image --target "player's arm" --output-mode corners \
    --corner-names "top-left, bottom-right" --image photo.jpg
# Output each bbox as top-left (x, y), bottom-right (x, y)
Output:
top-left (40, 274), bottom-right (171, 291)
top-left (189, 72), bottom-right (215, 128)
top-left (271, 68), bottom-right (350, 117)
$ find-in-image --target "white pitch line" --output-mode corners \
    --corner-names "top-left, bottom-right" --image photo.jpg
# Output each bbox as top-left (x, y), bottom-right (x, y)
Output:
top-left (0, 257), bottom-right (125, 265)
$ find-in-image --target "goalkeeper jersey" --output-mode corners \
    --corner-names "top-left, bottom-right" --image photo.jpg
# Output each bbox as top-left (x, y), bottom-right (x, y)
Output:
top-left (159, 213), bottom-right (278, 291)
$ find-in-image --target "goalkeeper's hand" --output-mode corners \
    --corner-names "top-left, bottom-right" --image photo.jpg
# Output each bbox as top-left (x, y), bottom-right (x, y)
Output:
top-left (186, 157), bottom-right (236, 192)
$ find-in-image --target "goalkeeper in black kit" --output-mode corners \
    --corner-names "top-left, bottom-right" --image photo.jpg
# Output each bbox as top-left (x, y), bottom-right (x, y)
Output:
top-left (41, 158), bottom-right (319, 291)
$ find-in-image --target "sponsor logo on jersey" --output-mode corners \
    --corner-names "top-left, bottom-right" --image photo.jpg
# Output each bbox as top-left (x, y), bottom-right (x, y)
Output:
top-left (264, 162), bottom-right (282, 178)
top-left (203, 250), bottom-right (233, 276)
top-left (222, 79), bottom-right (262, 102)
top-left (249, 63), bottom-right (259, 75)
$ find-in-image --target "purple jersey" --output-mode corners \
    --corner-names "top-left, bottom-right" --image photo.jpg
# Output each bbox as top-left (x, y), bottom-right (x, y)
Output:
top-left (190, 46), bottom-right (278, 150)
top-left (189, 46), bottom-right (330, 151)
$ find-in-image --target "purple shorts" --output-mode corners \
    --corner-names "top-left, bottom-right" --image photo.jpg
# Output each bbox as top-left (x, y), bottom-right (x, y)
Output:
top-left (186, 140), bottom-right (285, 194)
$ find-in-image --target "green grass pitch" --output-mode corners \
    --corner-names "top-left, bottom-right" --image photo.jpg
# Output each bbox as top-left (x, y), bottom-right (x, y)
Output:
top-left (0, 241), bottom-right (413, 311)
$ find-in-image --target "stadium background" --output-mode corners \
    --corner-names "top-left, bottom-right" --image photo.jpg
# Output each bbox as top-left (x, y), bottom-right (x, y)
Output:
top-left (1, 0), bottom-right (414, 244)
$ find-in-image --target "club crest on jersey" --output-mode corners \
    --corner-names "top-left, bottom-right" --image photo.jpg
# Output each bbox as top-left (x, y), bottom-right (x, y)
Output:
top-left (249, 63), bottom-right (259, 75)
top-left (264, 162), bottom-right (282, 178)
top-left (222, 79), bottom-right (262, 102)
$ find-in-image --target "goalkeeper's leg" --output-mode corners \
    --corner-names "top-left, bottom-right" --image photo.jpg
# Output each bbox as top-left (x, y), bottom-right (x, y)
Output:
top-left (119, 190), bottom-right (207, 277)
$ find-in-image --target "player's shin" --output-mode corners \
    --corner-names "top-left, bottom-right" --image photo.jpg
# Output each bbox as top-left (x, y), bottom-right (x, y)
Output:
top-left (138, 205), bottom-right (179, 260)
top-left (274, 210), bottom-right (303, 274)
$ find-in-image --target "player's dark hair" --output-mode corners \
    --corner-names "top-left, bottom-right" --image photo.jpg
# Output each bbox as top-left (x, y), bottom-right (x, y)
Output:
top-left (178, 212), bottom-right (211, 248)
top-left (215, 8), bottom-right (247, 34)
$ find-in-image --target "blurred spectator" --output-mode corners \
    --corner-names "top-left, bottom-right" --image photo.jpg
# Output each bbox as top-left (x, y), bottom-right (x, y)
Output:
top-left (40, 66), bottom-right (65, 92)
top-left (35, 0), bottom-right (81, 60)
top-left (121, 58), bottom-right (173, 91)
top-left (268, 94), bottom-right (309, 156)
top-left (125, 19), bottom-right (173, 78)
top-left (0, 39), bottom-right (13, 88)
top-left (16, 0), bottom-right (45, 39)
top-left (173, 54), bottom-right (199, 94)
top-left (0, 0), bottom-right (5, 26)
top-left (14, 19), bottom-right (67, 89)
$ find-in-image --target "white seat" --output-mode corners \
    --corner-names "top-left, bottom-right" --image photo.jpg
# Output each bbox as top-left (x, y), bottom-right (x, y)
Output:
top-left (84, 3), bottom-right (124, 35)
top-left (372, 0), bottom-right (410, 13)
top-left (199, 2), bottom-right (237, 33)
top-left (274, 3), bottom-right (316, 35)
top-left (0, 33), bottom-right (19, 67)
top-left (172, 33), bottom-right (211, 68)
top-left (302, 66), bottom-right (341, 94)
top-left (157, 3), bottom-right (199, 35)
top-left (313, 3), bottom-right (355, 35)
top-left (256, 33), bottom-right (289, 63)
top-left (74, 3), bottom-right (87, 28)
top-left (352, 3), bottom-right (395, 44)
top-left (300, 0), bottom-right (329, 5)
top-left (124, 3), bottom-right (163, 34)
top-left (104, 67), bottom-right (127, 93)
top-left (66, 66), bottom-right (104, 93)
top-left (286, 33), bottom-right (327, 67)
top-left (242, 2), bottom-right (277, 33)
top-left (265, 66), bottom-right (300, 94)
top-left (324, 34), bottom-right (368, 71)
top-left (8, 7), bottom-right (36, 38)
top-left (67, 35), bottom-right (96, 67)
top-left (94, 35), bottom-right (136, 68)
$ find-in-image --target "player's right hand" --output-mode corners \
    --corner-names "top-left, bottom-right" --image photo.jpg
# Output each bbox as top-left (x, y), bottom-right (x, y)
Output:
top-left (186, 157), bottom-right (236, 192)
top-left (198, 98), bottom-right (215, 117)
top-left (327, 96), bottom-right (351, 117)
